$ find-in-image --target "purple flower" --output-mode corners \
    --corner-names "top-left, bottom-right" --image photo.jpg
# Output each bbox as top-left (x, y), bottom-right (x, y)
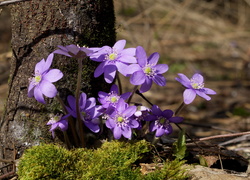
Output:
top-left (47, 114), bottom-right (69, 138)
top-left (128, 46), bottom-right (169, 93)
top-left (134, 105), bottom-right (151, 130)
top-left (175, 73), bottom-right (216, 104)
top-left (53, 44), bottom-right (93, 58)
top-left (89, 39), bottom-right (136, 83)
top-left (28, 53), bottom-right (63, 104)
top-left (66, 93), bottom-right (102, 133)
top-left (98, 84), bottom-right (131, 110)
top-left (105, 99), bottom-right (139, 139)
top-left (134, 105), bottom-right (151, 117)
top-left (145, 105), bottom-right (183, 137)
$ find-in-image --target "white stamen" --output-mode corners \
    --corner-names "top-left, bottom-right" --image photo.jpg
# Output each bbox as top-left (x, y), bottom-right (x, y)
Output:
top-left (105, 48), bottom-right (118, 61)
top-left (190, 78), bottom-right (204, 89)
top-left (143, 64), bottom-right (156, 77)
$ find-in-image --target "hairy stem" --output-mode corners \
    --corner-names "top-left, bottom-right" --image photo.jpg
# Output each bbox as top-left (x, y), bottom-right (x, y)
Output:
top-left (116, 73), bottom-right (123, 95)
top-left (135, 89), bottom-right (153, 106)
top-left (127, 85), bottom-right (139, 104)
top-left (56, 95), bottom-right (79, 147)
top-left (75, 58), bottom-right (85, 147)
top-left (63, 131), bottom-right (71, 149)
top-left (174, 102), bottom-right (185, 116)
top-left (174, 101), bottom-right (204, 151)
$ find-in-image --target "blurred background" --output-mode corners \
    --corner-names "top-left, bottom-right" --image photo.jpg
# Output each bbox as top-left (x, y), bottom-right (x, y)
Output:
top-left (114, 0), bottom-right (250, 139)
top-left (0, 0), bottom-right (250, 141)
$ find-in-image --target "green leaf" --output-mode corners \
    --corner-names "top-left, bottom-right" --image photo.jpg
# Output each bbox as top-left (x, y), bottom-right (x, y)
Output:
top-left (173, 129), bottom-right (187, 160)
top-left (198, 155), bottom-right (208, 167)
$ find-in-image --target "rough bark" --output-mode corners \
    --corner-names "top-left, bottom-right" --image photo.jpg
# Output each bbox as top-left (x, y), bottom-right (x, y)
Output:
top-left (0, 0), bottom-right (115, 164)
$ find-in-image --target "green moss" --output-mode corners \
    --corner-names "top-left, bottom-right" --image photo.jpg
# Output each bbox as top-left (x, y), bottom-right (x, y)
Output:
top-left (17, 143), bottom-right (77, 180)
top-left (143, 159), bottom-right (188, 180)
top-left (18, 140), bottom-right (188, 180)
top-left (75, 140), bottom-right (150, 179)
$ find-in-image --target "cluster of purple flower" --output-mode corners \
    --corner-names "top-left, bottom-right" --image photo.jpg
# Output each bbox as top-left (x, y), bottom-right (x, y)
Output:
top-left (28, 40), bottom-right (216, 141)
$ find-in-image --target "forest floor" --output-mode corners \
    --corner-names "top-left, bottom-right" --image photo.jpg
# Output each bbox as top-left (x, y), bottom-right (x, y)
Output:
top-left (1, 0), bottom-right (250, 179)
top-left (113, 0), bottom-right (250, 178)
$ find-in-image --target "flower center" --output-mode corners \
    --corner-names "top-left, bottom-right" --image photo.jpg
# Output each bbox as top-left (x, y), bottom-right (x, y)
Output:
top-left (108, 53), bottom-right (117, 61)
top-left (81, 111), bottom-right (86, 117)
top-left (144, 67), bottom-right (152, 74)
top-left (107, 91), bottom-right (120, 105)
top-left (30, 72), bottom-right (42, 86)
top-left (105, 48), bottom-right (118, 61)
top-left (53, 116), bottom-right (60, 122)
top-left (190, 79), bottom-right (204, 89)
top-left (81, 111), bottom-right (90, 121)
top-left (156, 116), bottom-right (170, 128)
top-left (110, 96), bottom-right (118, 103)
top-left (34, 75), bottom-right (42, 83)
top-left (115, 115), bottom-right (129, 127)
top-left (143, 64), bottom-right (156, 77)
top-left (49, 114), bottom-right (63, 124)
top-left (117, 116), bottom-right (124, 123)
top-left (159, 117), bottom-right (166, 125)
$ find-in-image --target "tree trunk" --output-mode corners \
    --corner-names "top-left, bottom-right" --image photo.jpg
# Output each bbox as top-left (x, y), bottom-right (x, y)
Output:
top-left (0, 0), bottom-right (115, 165)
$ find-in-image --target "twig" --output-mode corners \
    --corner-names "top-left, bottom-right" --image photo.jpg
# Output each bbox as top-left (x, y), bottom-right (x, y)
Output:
top-left (0, 158), bottom-right (14, 163)
top-left (0, 0), bottom-right (30, 6)
top-left (197, 131), bottom-right (250, 142)
top-left (219, 134), bottom-right (250, 146)
top-left (0, 170), bottom-right (15, 179)
top-left (0, 142), bottom-right (17, 179)
top-left (218, 148), bottom-right (223, 170)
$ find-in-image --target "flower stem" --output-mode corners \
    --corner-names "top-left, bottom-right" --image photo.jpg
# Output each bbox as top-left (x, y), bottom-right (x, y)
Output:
top-left (135, 89), bottom-right (153, 106)
top-left (56, 95), bottom-right (79, 147)
top-left (55, 95), bottom-right (67, 113)
top-left (174, 102), bottom-right (185, 116)
top-left (174, 101), bottom-right (203, 151)
top-left (116, 73), bottom-right (123, 95)
top-left (127, 85), bottom-right (139, 104)
top-left (63, 131), bottom-right (71, 149)
top-left (75, 58), bottom-right (85, 147)
top-left (151, 136), bottom-right (159, 145)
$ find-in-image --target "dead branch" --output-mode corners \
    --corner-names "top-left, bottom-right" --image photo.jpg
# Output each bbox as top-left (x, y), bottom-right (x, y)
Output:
top-left (0, 170), bottom-right (15, 179)
top-left (0, 0), bottom-right (30, 6)
top-left (197, 131), bottom-right (250, 142)
top-left (219, 134), bottom-right (250, 146)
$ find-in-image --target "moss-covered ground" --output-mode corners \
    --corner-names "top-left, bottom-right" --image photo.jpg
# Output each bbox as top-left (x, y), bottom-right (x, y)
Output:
top-left (17, 140), bottom-right (188, 180)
